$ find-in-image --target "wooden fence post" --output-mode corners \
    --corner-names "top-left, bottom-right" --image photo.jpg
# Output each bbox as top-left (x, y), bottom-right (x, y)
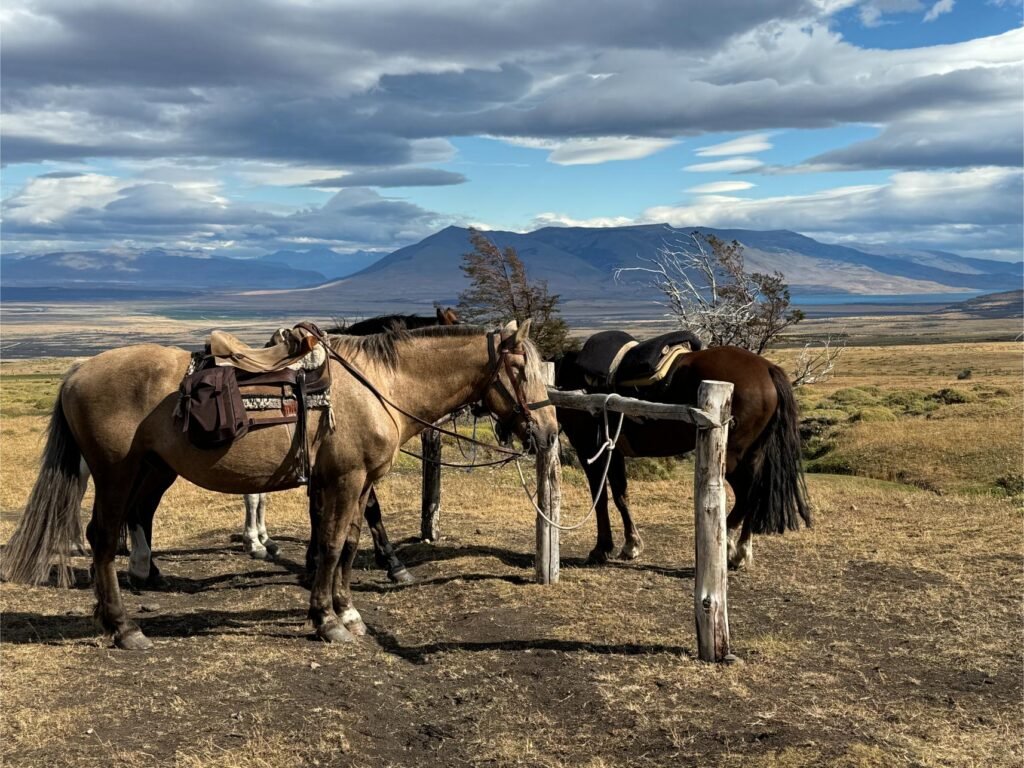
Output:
top-left (420, 428), bottom-right (442, 541)
top-left (693, 380), bottom-right (734, 662)
top-left (535, 362), bottom-right (561, 584)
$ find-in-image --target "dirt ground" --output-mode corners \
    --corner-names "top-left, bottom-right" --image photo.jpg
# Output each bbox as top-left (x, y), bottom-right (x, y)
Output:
top-left (1, 346), bottom-right (1022, 768)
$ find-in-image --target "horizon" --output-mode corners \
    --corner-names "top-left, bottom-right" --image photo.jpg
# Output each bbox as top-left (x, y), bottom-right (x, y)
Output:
top-left (2, 1), bottom-right (1022, 264)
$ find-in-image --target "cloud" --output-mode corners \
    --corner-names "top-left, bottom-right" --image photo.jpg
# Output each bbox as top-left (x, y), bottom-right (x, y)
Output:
top-left (686, 181), bottom-right (757, 193)
top-left (302, 167), bottom-right (467, 188)
top-left (2, 173), bottom-right (453, 252)
top-left (694, 134), bottom-right (773, 156)
top-left (923, 0), bottom-right (954, 21)
top-left (532, 212), bottom-right (636, 228)
top-left (501, 136), bottom-right (677, 165)
top-left (640, 166), bottom-right (1022, 259)
top-left (798, 108), bottom-right (1023, 170)
top-left (684, 157), bottom-right (765, 173)
top-left (858, 0), bottom-right (923, 27)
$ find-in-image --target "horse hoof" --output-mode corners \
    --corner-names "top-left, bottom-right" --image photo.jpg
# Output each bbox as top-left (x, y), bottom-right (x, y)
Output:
top-left (263, 539), bottom-right (281, 559)
top-left (619, 542), bottom-right (644, 561)
top-left (586, 548), bottom-right (612, 565)
top-left (388, 566), bottom-right (414, 584)
top-left (115, 629), bottom-right (153, 651)
top-left (247, 546), bottom-right (269, 561)
top-left (317, 621), bottom-right (356, 644)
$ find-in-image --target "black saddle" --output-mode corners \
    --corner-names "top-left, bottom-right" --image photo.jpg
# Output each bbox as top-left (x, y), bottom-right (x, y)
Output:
top-left (575, 330), bottom-right (703, 390)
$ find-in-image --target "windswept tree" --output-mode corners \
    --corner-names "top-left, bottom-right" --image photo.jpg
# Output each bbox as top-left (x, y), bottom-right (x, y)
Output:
top-left (457, 228), bottom-right (571, 357)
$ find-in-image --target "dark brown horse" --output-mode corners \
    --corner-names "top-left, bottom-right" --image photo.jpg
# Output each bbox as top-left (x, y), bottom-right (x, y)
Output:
top-left (555, 334), bottom-right (810, 568)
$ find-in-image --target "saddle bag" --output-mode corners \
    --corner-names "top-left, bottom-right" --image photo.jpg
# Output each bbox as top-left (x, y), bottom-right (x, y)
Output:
top-left (176, 364), bottom-right (249, 448)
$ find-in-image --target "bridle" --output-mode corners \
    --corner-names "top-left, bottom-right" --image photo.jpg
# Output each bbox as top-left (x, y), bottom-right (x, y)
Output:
top-left (477, 329), bottom-right (552, 441)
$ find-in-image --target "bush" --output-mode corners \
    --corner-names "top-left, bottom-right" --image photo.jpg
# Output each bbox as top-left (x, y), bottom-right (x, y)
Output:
top-left (929, 387), bottom-right (975, 405)
top-left (827, 388), bottom-right (879, 407)
top-left (995, 473), bottom-right (1024, 496)
top-left (956, 368), bottom-right (972, 380)
top-left (882, 390), bottom-right (938, 416)
top-left (625, 457), bottom-right (681, 481)
top-left (850, 406), bottom-right (898, 423)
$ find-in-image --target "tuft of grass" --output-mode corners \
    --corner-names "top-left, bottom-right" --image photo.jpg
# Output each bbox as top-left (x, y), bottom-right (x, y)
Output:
top-left (929, 387), bottom-right (975, 405)
top-left (850, 406), bottom-right (898, 423)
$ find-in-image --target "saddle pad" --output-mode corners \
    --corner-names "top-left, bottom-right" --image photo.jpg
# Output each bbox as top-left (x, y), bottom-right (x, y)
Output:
top-left (209, 327), bottom-right (321, 373)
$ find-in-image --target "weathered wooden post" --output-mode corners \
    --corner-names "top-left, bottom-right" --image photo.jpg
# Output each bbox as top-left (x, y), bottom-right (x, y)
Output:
top-left (693, 380), bottom-right (734, 662)
top-left (420, 428), bottom-right (442, 541)
top-left (535, 362), bottom-right (561, 584)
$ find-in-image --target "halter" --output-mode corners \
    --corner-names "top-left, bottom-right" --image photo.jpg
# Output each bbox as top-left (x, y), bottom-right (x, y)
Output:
top-left (481, 329), bottom-right (552, 424)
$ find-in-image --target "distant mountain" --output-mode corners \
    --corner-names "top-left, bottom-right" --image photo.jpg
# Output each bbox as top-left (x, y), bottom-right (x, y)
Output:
top-left (257, 246), bottom-right (383, 279)
top-left (0, 248), bottom-right (326, 290)
top-left (241, 225), bottom-right (1023, 312)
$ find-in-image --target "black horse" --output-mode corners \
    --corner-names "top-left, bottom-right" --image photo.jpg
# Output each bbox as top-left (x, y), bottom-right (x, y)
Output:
top-left (555, 330), bottom-right (810, 569)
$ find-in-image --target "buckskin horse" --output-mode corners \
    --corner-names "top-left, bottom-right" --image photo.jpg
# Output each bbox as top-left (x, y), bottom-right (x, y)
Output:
top-left (555, 331), bottom-right (810, 569)
top-left (125, 308), bottom-right (462, 587)
top-left (2, 321), bottom-right (557, 649)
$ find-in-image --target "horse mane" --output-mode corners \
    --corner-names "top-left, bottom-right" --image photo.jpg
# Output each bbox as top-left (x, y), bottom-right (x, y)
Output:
top-left (329, 313), bottom-right (441, 336)
top-left (326, 324), bottom-right (542, 375)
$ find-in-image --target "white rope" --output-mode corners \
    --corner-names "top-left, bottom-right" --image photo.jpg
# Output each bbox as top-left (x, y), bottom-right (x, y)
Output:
top-left (516, 406), bottom-right (625, 532)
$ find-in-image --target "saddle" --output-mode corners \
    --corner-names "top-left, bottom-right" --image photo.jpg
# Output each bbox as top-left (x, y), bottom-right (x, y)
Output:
top-left (576, 330), bottom-right (703, 391)
top-left (174, 323), bottom-right (334, 482)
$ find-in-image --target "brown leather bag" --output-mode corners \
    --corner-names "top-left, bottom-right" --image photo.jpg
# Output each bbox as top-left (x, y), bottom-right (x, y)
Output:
top-left (176, 365), bottom-right (249, 448)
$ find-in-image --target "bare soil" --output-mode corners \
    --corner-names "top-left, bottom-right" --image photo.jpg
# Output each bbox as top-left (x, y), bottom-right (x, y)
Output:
top-left (1, 342), bottom-right (1022, 767)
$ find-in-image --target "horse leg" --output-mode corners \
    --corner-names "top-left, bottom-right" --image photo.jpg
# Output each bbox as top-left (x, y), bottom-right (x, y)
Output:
top-left (89, 467), bottom-right (152, 650)
top-left (334, 503), bottom-right (368, 637)
top-left (308, 474), bottom-right (364, 643)
top-left (584, 456), bottom-right (615, 565)
top-left (365, 487), bottom-right (413, 584)
top-left (608, 451), bottom-right (644, 561)
top-left (303, 484), bottom-right (321, 587)
top-left (127, 462), bottom-right (176, 591)
top-left (242, 493), bottom-right (272, 560)
top-left (726, 469), bottom-right (754, 570)
top-left (256, 493), bottom-right (280, 559)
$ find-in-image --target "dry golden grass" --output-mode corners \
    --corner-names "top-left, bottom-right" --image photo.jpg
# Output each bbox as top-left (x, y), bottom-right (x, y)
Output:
top-left (1, 342), bottom-right (1022, 767)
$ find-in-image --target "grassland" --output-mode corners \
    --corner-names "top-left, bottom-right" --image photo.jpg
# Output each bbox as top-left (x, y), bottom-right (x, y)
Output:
top-left (0, 340), bottom-right (1021, 767)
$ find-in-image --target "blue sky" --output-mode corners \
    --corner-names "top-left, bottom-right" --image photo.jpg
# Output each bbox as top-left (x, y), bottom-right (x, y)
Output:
top-left (2, 0), bottom-right (1021, 262)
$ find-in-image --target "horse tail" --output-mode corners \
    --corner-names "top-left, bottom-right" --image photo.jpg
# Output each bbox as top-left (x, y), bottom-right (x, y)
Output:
top-left (2, 377), bottom-right (86, 587)
top-left (745, 364), bottom-right (811, 534)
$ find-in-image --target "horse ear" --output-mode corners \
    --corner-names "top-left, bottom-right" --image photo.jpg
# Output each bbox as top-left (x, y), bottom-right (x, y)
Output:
top-left (436, 307), bottom-right (445, 322)
top-left (514, 318), bottom-right (532, 343)
top-left (502, 319), bottom-right (518, 336)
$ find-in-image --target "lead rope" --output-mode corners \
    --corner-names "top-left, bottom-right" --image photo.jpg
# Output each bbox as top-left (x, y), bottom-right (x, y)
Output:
top-left (516, 398), bottom-right (626, 532)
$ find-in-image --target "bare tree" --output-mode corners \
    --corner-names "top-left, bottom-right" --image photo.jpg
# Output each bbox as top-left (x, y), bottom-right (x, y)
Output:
top-left (789, 335), bottom-right (845, 388)
top-left (616, 232), bottom-right (805, 354)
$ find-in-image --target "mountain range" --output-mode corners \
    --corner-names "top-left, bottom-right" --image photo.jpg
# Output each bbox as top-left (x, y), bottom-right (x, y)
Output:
top-left (239, 225), bottom-right (1023, 313)
top-left (2, 227), bottom-right (1020, 316)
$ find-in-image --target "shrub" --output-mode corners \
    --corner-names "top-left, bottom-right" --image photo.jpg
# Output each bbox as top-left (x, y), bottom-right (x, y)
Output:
top-left (956, 368), bottom-right (972, 380)
top-left (995, 473), bottom-right (1024, 496)
top-left (625, 457), bottom-right (681, 481)
top-left (827, 388), bottom-right (879, 407)
top-left (850, 406), bottom-right (898, 423)
top-left (929, 387), bottom-right (975, 405)
top-left (882, 390), bottom-right (938, 416)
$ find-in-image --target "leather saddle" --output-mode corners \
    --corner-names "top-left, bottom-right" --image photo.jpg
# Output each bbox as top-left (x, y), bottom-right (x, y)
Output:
top-left (575, 329), bottom-right (703, 391)
top-left (176, 323), bottom-right (334, 481)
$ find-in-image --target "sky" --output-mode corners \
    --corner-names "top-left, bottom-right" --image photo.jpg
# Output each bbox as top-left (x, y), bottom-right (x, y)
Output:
top-left (1, 0), bottom-right (1022, 262)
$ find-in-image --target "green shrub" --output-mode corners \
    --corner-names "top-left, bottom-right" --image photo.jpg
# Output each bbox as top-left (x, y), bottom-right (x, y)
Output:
top-left (956, 368), bottom-right (972, 380)
top-left (625, 457), bottom-right (680, 481)
top-left (929, 387), bottom-right (975, 405)
top-left (995, 473), bottom-right (1024, 497)
top-left (882, 390), bottom-right (938, 416)
top-left (827, 388), bottom-right (879, 407)
top-left (850, 406), bottom-right (898, 423)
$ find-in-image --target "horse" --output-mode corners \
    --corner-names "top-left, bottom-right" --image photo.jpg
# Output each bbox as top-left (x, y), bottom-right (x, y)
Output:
top-left (554, 332), bottom-right (810, 569)
top-left (2, 321), bottom-right (558, 649)
top-left (126, 308), bottom-right (462, 589)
